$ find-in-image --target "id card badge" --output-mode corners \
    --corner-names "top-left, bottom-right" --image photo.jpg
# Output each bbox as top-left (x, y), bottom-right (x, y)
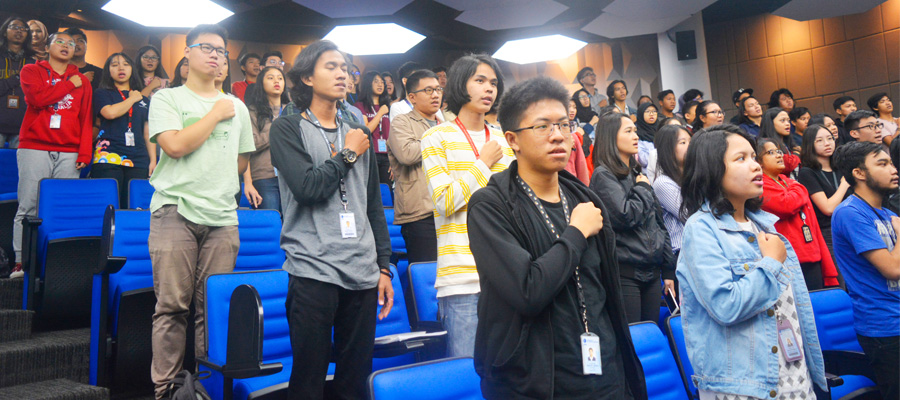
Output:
top-left (339, 212), bottom-right (357, 238)
top-left (124, 129), bottom-right (136, 146)
top-left (49, 114), bottom-right (61, 129)
top-left (801, 224), bottom-right (813, 243)
top-left (777, 318), bottom-right (803, 362)
top-left (581, 332), bottom-right (602, 375)
top-left (7, 95), bottom-right (19, 109)
top-left (377, 138), bottom-right (387, 152)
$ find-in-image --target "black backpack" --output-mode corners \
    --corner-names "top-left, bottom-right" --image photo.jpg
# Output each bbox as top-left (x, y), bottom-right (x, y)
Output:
top-left (162, 370), bottom-right (211, 400)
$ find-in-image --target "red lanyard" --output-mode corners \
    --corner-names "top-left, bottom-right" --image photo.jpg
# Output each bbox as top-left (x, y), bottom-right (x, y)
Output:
top-left (454, 118), bottom-right (488, 158)
top-left (117, 90), bottom-right (133, 131)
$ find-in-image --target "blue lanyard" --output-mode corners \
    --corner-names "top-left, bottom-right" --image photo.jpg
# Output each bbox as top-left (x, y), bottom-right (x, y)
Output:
top-left (305, 109), bottom-right (343, 157)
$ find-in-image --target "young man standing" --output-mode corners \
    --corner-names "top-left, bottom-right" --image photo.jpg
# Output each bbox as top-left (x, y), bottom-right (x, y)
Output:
top-left (388, 61), bottom-right (423, 122)
top-left (11, 32), bottom-right (92, 279)
top-left (388, 69), bottom-right (442, 263)
top-left (231, 52), bottom-right (260, 101)
top-left (832, 141), bottom-right (900, 400)
top-left (577, 67), bottom-right (606, 114)
top-left (63, 28), bottom-right (102, 83)
top-left (845, 110), bottom-right (884, 145)
top-left (270, 40), bottom-right (393, 400)
top-left (432, 66), bottom-right (447, 88)
top-left (468, 76), bottom-right (646, 399)
top-left (146, 24), bottom-right (255, 399)
top-left (656, 89), bottom-right (685, 124)
top-left (683, 100), bottom-right (700, 133)
top-left (729, 87), bottom-right (752, 124)
top-left (421, 54), bottom-right (514, 357)
top-left (834, 96), bottom-right (858, 144)
top-left (262, 50), bottom-right (284, 70)
top-left (607, 79), bottom-right (636, 119)
top-left (1, 16), bottom-right (34, 148)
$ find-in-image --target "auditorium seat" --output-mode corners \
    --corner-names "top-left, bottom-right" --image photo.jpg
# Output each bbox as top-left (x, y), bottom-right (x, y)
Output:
top-left (380, 183), bottom-right (392, 208)
top-left (22, 178), bottom-right (118, 330)
top-left (629, 321), bottom-right (690, 400)
top-left (127, 178), bottom-right (154, 209)
top-left (0, 148), bottom-right (17, 201)
top-left (235, 209), bottom-right (285, 272)
top-left (408, 261), bottom-right (440, 331)
top-left (367, 357), bottom-right (480, 400)
top-left (665, 315), bottom-right (697, 399)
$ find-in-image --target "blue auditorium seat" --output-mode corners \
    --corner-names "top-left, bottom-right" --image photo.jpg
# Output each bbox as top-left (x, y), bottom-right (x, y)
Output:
top-left (382, 208), bottom-right (409, 304)
top-left (380, 183), bottom-right (393, 207)
top-left (235, 209), bottom-right (285, 272)
top-left (408, 261), bottom-right (439, 331)
top-left (629, 321), bottom-right (690, 400)
top-left (239, 183), bottom-right (251, 208)
top-left (0, 148), bottom-right (17, 200)
top-left (665, 315), bottom-right (697, 398)
top-left (367, 357), bottom-right (480, 400)
top-left (127, 179), bottom-right (154, 209)
top-left (22, 178), bottom-right (118, 329)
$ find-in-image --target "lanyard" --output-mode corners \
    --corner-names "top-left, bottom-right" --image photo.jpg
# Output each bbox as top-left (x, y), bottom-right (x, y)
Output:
top-left (516, 175), bottom-right (590, 333)
top-left (44, 68), bottom-right (59, 112)
top-left (855, 195), bottom-right (898, 246)
top-left (454, 118), bottom-right (488, 158)
top-left (117, 90), bottom-right (133, 131)
top-left (370, 104), bottom-right (383, 137)
top-left (819, 169), bottom-right (839, 191)
top-left (306, 109), bottom-right (350, 210)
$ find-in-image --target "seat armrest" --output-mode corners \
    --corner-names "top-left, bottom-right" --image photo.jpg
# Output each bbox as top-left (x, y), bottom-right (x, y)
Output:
top-left (196, 357), bottom-right (283, 380)
top-left (373, 332), bottom-right (447, 359)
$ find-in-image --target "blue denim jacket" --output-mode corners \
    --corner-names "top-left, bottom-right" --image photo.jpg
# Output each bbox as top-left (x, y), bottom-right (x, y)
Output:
top-left (676, 203), bottom-right (826, 398)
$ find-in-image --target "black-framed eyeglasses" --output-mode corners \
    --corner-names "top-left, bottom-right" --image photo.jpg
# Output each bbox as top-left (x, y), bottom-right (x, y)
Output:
top-left (510, 121), bottom-right (575, 137)
top-left (410, 87), bottom-right (443, 96)
top-left (7, 25), bottom-right (28, 32)
top-left (187, 43), bottom-right (229, 57)
top-left (141, 55), bottom-right (160, 61)
top-left (858, 122), bottom-right (884, 131)
top-left (577, 95), bottom-right (589, 100)
top-left (763, 149), bottom-right (784, 157)
top-left (706, 110), bottom-right (724, 116)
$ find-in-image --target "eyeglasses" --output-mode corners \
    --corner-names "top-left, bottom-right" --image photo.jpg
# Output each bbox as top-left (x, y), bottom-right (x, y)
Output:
top-left (510, 121), bottom-right (575, 137)
top-left (75, 38), bottom-right (87, 44)
top-left (763, 149), bottom-right (784, 157)
top-left (52, 39), bottom-right (76, 48)
top-left (187, 43), bottom-right (229, 57)
top-left (141, 55), bottom-right (160, 61)
top-left (706, 110), bottom-right (724, 116)
top-left (645, 110), bottom-right (658, 115)
top-left (582, 72), bottom-right (596, 78)
top-left (266, 59), bottom-right (285, 66)
top-left (857, 122), bottom-right (884, 131)
top-left (7, 25), bottom-right (27, 32)
top-left (814, 136), bottom-right (835, 144)
top-left (410, 87), bottom-right (443, 96)
top-left (577, 95), bottom-right (589, 100)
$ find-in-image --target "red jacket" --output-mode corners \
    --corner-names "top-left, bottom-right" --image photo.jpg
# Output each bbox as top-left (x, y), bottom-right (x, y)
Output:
top-left (761, 174), bottom-right (839, 286)
top-left (19, 60), bottom-right (93, 163)
top-left (231, 80), bottom-right (249, 101)
top-left (782, 152), bottom-right (800, 175)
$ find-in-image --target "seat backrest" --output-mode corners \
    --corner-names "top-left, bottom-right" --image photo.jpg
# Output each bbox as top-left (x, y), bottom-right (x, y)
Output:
top-left (38, 179), bottom-right (119, 235)
top-left (128, 179), bottom-right (154, 210)
top-left (375, 265), bottom-right (410, 338)
top-left (408, 262), bottom-right (438, 323)
top-left (0, 149), bottom-right (17, 197)
top-left (380, 183), bottom-right (392, 208)
top-left (809, 288), bottom-right (864, 352)
top-left (629, 321), bottom-right (690, 400)
top-left (108, 210), bottom-right (153, 328)
top-left (368, 357), bottom-right (480, 400)
top-left (235, 209), bottom-right (285, 272)
top-left (382, 208), bottom-right (406, 254)
top-left (666, 315), bottom-right (697, 397)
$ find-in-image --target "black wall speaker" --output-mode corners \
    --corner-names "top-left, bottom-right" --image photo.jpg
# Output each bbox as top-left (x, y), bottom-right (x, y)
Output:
top-left (676, 30), bottom-right (697, 61)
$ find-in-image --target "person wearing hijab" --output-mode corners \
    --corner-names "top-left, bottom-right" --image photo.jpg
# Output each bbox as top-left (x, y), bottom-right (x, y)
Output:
top-left (572, 88), bottom-right (599, 128)
top-left (635, 102), bottom-right (660, 180)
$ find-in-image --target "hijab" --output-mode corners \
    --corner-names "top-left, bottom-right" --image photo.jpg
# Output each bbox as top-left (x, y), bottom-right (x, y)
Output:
top-left (572, 89), bottom-right (597, 123)
top-left (635, 102), bottom-right (659, 142)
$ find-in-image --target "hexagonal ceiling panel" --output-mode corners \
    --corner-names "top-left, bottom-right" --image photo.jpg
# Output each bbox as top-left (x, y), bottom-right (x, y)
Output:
top-left (581, 0), bottom-right (716, 38)
top-left (436, 0), bottom-right (569, 31)
top-left (291, 0), bottom-right (414, 18)
top-left (773, 0), bottom-right (884, 21)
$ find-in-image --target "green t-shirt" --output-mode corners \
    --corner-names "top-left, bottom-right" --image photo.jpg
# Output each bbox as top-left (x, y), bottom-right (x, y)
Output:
top-left (148, 86), bottom-right (255, 226)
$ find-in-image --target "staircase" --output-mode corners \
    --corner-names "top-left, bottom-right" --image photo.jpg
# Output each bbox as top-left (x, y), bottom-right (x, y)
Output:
top-left (0, 278), bottom-right (109, 400)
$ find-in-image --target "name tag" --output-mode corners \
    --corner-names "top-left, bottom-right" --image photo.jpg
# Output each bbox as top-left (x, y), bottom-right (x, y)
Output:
top-left (7, 95), bottom-right (19, 109)
top-left (377, 138), bottom-right (387, 152)
top-left (777, 318), bottom-right (803, 362)
top-left (125, 129), bottom-right (135, 146)
top-left (49, 114), bottom-right (61, 129)
top-left (581, 332), bottom-right (602, 375)
top-left (340, 212), bottom-right (357, 238)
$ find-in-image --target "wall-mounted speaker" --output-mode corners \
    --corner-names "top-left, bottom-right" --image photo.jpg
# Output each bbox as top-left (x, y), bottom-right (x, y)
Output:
top-left (676, 30), bottom-right (697, 61)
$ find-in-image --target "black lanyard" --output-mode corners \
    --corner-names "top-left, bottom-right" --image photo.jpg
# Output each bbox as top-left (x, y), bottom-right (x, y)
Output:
top-left (819, 169), bottom-right (839, 192)
top-left (516, 175), bottom-right (590, 333)
top-left (306, 109), bottom-right (349, 210)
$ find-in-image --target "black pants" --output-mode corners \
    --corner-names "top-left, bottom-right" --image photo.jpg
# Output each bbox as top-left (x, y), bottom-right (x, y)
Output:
top-left (375, 153), bottom-right (391, 185)
top-left (286, 275), bottom-right (377, 400)
top-left (400, 217), bottom-right (437, 264)
top-left (799, 261), bottom-right (824, 291)
top-left (90, 163), bottom-right (149, 209)
top-left (620, 274), bottom-right (662, 324)
top-left (857, 334), bottom-right (899, 400)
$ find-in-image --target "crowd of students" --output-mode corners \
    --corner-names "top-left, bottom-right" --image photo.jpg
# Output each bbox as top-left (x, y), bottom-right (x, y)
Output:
top-left (2, 16), bottom-right (899, 400)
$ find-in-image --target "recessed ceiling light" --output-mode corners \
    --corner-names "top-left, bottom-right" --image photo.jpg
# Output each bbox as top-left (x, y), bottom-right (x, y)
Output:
top-left (323, 23), bottom-right (425, 56)
top-left (493, 34), bottom-right (587, 64)
top-left (101, 0), bottom-right (233, 28)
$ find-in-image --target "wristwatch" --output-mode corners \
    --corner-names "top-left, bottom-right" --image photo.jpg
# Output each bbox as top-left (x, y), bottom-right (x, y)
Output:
top-left (341, 148), bottom-right (358, 165)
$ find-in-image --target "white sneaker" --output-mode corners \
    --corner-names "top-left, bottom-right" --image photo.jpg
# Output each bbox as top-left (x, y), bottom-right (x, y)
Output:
top-left (9, 263), bottom-right (23, 279)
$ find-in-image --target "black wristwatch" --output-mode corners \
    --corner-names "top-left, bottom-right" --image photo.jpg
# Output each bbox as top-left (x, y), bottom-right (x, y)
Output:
top-left (341, 148), bottom-right (358, 165)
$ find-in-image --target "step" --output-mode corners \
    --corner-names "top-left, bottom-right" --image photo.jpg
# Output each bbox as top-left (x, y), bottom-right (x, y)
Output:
top-left (0, 309), bottom-right (33, 343)
top-left (0, 328), bottom-right (91, 389)
top-left (0, 378), bottom-right (108, 400)
top-left (0, 278), bottom-right (23, 310)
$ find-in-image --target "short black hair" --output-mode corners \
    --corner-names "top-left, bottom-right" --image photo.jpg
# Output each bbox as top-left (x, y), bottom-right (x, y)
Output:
top-left (767, 88), bottom-right (793, 109)
top-left (576, 67), bottom-right (595, 84)
top-left (395, 61), bottom-right (423, 98)
top-left (681, 127), bottom-right (761, 219)
top-left (606, 79), bottom-right (627, 99)
top-left (239, 52), bottom-right (261, 67)
top-left (788, 106), bottom-right (810, 122)
top-left (867, 92), bottom-right (889, 112)
top-left (404, 69), bottom-right (437, 94)
top-left (844, 110), bottom-right (877, 132)
top-left (684, 100), bottom-right (700, 116)
top-left (638, 95), bottom-right (652, 105)
top-left (262, 51), bottom-right (283, 62)
top-left (657, 89), bottom-right (674, 102)
top-left (287, 40), bottom-right (341, 111)
top-left (444, 53), bottom-right (504, 116)
top-left (185, 24), bottom-right (228, 47)
top-left (63, 27), bottom-right (87, 41)
top-left (681, 89), bottom-right (703, 103)
top-left (833, 141), bottom-right (887, 188)
top-left (0, 16), bottom-right (35, 57)
top-left (498, 76), bottom-right (569, 134)
top-left (833, 95), bottom-right (855, 111)
top-left (97, 52), bottom-right (144, 92)
top-left (431, 66), bottom-right (447, 74)
top-left (738, 96), bottom-right (758, 125)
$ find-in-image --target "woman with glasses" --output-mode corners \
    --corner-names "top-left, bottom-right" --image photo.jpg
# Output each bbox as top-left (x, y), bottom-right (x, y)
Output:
top-left (757, 137), bottom-right (839, 290)
top-left (589, 112), bottom-right (675, 323)
top-left (691, 100), bottom-right (725, 132)
top-left (798, 124), bottom-right (851, 255)
top-left (135, 45), bottom-right (168, 97)
top-left (354, 70), bottom-right (392, 184)
top-left (759, 107), bottom-right (800, 176)
top-left (635, 101), bottom-right (660, 180)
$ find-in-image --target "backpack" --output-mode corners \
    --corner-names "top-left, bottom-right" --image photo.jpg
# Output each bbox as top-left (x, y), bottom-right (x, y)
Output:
top-left (162, 370), bottom-right (211, 400)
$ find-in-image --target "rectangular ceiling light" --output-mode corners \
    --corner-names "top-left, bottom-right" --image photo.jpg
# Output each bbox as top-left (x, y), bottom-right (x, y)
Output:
top-left (323, 23), bottom-right (425, 56)
top-left (493, 34), bottom-right (587, 64)
top-left (102, 0), bottom-right (234, 28)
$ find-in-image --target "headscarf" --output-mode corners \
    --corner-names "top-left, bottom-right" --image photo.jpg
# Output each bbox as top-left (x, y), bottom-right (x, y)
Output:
top-left (27, 20), bottom-right (48, 61)
top-left (572, 89), bottom-right (597, 124)
top-left (635, 102), bottom-right (659, 142)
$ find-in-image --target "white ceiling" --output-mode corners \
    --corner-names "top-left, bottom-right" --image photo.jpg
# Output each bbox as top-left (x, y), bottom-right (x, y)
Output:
top-left (772, 0), bottom-right (885, 21)
top-left (291, 0), bottom-right (414, 18)
top-left (580, 0), bottom-right (717, 38)
top-left (436, 0), bottom-right (569, 31)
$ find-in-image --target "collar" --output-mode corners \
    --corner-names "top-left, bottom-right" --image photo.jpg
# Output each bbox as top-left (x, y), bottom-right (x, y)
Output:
top-left (700, 201), bottom-right (778, 233)
top-left (406, 108), bottom-right (438, 123)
